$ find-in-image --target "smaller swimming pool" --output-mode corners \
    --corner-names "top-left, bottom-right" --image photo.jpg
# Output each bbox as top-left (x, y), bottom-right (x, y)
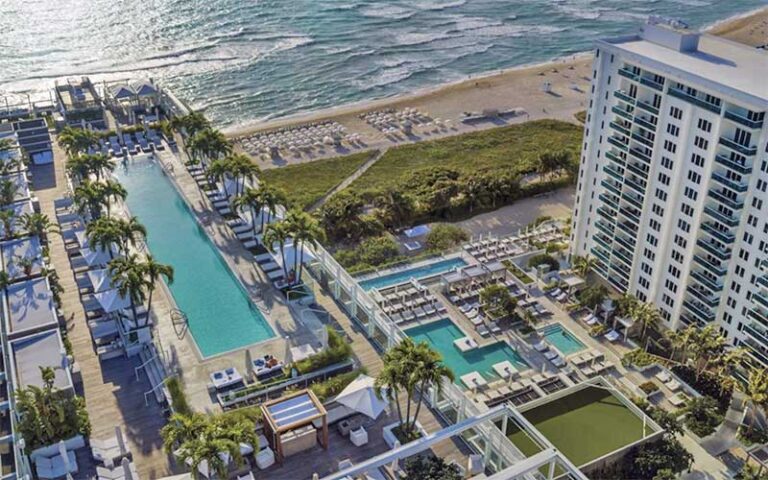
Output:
top-left (358, 257), bottom-right (466, 291)
top-left (540, 323), bottom-right (586, 356)
top-left (405, 318), bottom-right (529, 384)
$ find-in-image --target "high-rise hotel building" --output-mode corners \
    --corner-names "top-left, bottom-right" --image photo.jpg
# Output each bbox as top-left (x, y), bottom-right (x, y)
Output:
top-left (570, 18), bottom-right (768, 366)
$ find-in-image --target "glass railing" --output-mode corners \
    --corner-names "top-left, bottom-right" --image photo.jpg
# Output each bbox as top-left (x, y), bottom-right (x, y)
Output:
top-left (693, 254), bottom-right (727, 277)
top-left (640, 76), bottom-right (664, 91)
top-left (758, 275), bottom-right (768, 289)
top-left (624, 177), bottom-right (646, 194)
top-left (626, 162), bottom-right (649, 179)
top-left (686, 285), bottom-right (720, 308)
top-left (701, 223), bottom-right (735, 244)
top-left (604, 164), bottom-right (624, 182)
top-left (690, 269), bottom-right (723, 293)
top-left (633, 116), bottom-right (657, 132)
top-left (618, 67), bottom-right (640, 81)
top-left (621, 192), bottom-right (643, 210)
top-left (744, 324), bottom-right (768, 352)
top-left (594, 233), bottom-right (612, 251)
top-left (724, 110), bottom-right (764, 129)
top-left (616, 221), bottom-right (637, 237)
top-left (696, 238), bottom-right (731, 261)
top-left (592, 246), bottom-right (611, 265)
top-left (609, 121), bottom-right (631, 137)
top-left (748, 308), bottom-right (768, 327)
top-left (629, 148), bottom-right (651, 164)
top-left (607, 136), bottom-right (629, 151)
top-left (668, 87), bottom-right (722, 114)
top-left (595, 219), bottom-right (615, 236)
top-left (683, 299), bottom-right (716, 322)
top-left (711, 172), bottom-right (748, 193)
top-left (708, 189), bottom-right (744, 210)
top-left (754, 290), bottom-right (768, 310)
top-left (703, 206), bottom-right (740, 228)
top-left (631, 132), bottom-right (654, 148)
top-left (636, 100), bottom-right (659, 115)
top-left (614, 233), bottom-right (636, 251)
top-left (613, 90), bottom-right (636, 105)
top-left (619, 207), bottom-right (640, 225)
top-left (605, 150), bottom-right (626, 166)
top-left (611, 106), bottom-right (634, 121)
top-left (714, 154), bottom-right (752, 174)
top-left (719, 136), bottom-right (757, 156)
top-left (599, 193), bottom-right (619, 210)
top-left (601, 179), bottom-right (621, 196)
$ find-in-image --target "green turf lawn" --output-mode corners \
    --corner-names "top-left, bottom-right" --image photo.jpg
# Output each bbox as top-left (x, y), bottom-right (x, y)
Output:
top-left (504, 386), bottom-right (646, 467)
top-left (347, 119), bottom-right (581, 194)
top-left (260, 151), bottom-right (374, 209)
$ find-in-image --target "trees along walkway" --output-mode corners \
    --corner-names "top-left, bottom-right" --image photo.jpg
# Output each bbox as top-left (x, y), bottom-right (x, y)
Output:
top-left (308, 148), bottom-right (386, 212)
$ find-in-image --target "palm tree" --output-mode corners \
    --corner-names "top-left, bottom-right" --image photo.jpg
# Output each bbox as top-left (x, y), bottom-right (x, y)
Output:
top-left (100, 180), bottom-right (127, 217)
top-left (226, 153), bottom-right (260, 198)
top-left (73, 181), bottom-right (108, 220)
top-left (735, 463), bottom-right (767, 480)
top-left (58, 126), bottom-right (99, 157)
top-left (743, 369), bottom-right (768, 439)
top-left (142, 255), bottom-right (174, 315)
top-left (19, 213), bottom-right (60, 243)
top-left (0, 208), bottom-right (16, 238)
top-left (284, 209), bottom-right (325, 284)
top-left (232, 187), bottom-right (263, 237)
top-left (409, 342), bottom-right (455, 429)
top-left (65, 155), bottom-right (91, 183)
top-left (115, 216), bottom-right (147, 254)
top-left (572, 254), bottom-right (595, 278)
top-left (375, 188), bottom-right (415, 227)
top-left (83, 153), bottom-right (116, 181)
top-left (263, 221), bottom-right (291, 278)
top-left (86, 217), bottom-right (122, 259)
top-left (634, 302), bottom-right (660, 340)
top-left (189, 128), bottom-right (231, 167)
top-left (0, 271), bottom-right (10, 291)
top-left (0, 179), bottom-right (18, 206)
top-left (108, 254), bottom-right (150, 325)
top-left (206, 158), bottom-right (232, 195)
top-left (257, 183), bottom-right (284, 231)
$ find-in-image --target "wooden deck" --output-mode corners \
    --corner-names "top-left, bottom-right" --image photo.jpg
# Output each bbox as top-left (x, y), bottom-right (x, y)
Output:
top-left (32, 144), bottom-right (172, 479)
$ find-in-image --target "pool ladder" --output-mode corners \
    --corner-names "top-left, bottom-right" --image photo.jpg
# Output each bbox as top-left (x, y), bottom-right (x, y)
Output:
top-left (171, 308), bottom-right (189, 339)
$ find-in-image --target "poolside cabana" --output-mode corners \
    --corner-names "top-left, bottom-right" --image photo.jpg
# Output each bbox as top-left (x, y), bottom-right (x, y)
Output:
top-left (0, 172), bottom-right (30, 202)
top-left (1, 236), bottom-right (43, 281)
top-left (261, 390), bottom-right (328, 464)
top-left (3, 277), bottom-right (58, 339)
top-left (0, 200), bottom-right (33, 239)
top-left (9, 329), bottom-right (73, 392)
top-left (87, 268), bottom-right (115, 292)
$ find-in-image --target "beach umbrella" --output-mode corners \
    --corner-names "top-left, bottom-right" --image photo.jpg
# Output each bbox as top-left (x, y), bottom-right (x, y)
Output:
top-left (94, 289), bottom-right (132, 313)
top-left (81, 245), bottom-right (115, 266)
top-left (87, 268), bottom-right (114, 293)
top-left (334, 374), bottom-right (388, 420)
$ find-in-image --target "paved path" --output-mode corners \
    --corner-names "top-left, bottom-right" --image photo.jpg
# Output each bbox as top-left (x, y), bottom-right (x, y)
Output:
top-left (33, 144), bottom-right (170, 479)
top-left (308, 148), bottom-right (385, 211)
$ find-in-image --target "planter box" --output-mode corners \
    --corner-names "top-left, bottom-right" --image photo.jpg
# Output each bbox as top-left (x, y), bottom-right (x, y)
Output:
top-left (383, 420), bottom-right (426, 449)
top-left (628, 362), bottom-right (658, 374)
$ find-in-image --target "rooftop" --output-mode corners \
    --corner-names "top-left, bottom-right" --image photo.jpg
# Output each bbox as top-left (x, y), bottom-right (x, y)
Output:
top-left (9, 329), bottom-right (72, 391)
top-left (3, 277), bottom-right (58, 338)
top-left (0, 236), bottom-right (44, 281)
top-left (602, 21), bottom-right (768, 108)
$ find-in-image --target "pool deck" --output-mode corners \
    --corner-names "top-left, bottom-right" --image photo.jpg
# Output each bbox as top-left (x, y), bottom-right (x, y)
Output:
top-left (152, 145), bottom-right (325, 414)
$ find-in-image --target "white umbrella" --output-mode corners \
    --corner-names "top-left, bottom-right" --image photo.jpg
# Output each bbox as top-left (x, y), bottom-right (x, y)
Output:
top-left (94, 289), bottom-right (132, 313)
top-left (87, 268), bottom-right (114, 292)
top-left (335, 374), bottom-right (388, 420)
top-left (81, 245), bottom-right (115, 266)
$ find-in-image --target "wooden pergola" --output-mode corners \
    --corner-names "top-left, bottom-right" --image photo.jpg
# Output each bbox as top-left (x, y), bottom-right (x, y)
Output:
top-left (261, 389), bottom-right (329, 464)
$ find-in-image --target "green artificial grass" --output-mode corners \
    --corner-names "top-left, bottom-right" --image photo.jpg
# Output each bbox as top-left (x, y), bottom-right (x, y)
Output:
top-left (347, 119), bottom-right (581, 194)
top-left (260, 151), bottom-right (374, 209)
top-left (504, 387), bottom-right (646, 467)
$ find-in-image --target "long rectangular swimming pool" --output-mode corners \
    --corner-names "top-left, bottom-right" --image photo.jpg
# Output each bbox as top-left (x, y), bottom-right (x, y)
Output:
top-left (114, 156), bottom-right (274, 357)
top-left (357, 257), bottom-right (466, 291)
top-left (405, 318), bottom-right (529, 383)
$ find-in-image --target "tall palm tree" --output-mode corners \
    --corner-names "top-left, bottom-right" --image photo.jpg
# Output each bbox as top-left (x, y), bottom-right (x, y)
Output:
top-left (263, 221), bottom-right (291, 278)
top-left (115, 216), bottom-right (147, 254)
top-left (19, 213), bottom-right (60, 243)
top-left (65, 155), bottom-right (91, 183)
top-left (189, 128), bottom-right (231, 167)
top-left (86, 217), bottom-right (121, 259)
top-left (58, 126), bottom-right (99, 157)
top-left (0, 208), bottom-right (16, 239)
top-left (284, 209), bottom-right (325, 284)
top-left (744, 369), bottom-right (768, 436)
top-left (73, 180), bottom-right (108, 220)
top-left (0, 179), bottom-right (18, 207)
top-left (409, 341), bottom-right (455, 429)
top-left (100, 180), bottom-right (127, 217)
top-left (232, 187), bottom-right (262, 236)
top-left (83, 153), bottom-right (116, 181)
top-left (108, 254), bottom-right (150, 325)
top-left (634, 302), bottom-right (660, 340)
top-left (142, 255), bottom-right (174, 315)
top-left (226, 154), bottom-right (260, 198)
top-left (572, 254), bottom-right (595, 278)
top-left (206, 158), bottom-right (232, 195)
top-left (257, 183), bottom-right (284, 231)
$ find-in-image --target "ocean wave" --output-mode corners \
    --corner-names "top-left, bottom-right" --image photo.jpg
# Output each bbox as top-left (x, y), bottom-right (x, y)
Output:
top-left (392, 31), bottom-right (454, 47)
top-left (412, 0), bottom-right (467, 11)
top-left (358, 4), bottom-right (416, 20)
top-left (557, 5), bottom-right (606, 20)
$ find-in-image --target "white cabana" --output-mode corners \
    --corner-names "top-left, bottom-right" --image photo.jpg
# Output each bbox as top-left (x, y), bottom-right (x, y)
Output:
top-left (87, 268), bottom-right (114, 293)
top-left (93, 289), bottom-right (132, 313)
top-left (81, 246), bottom-right (116, 266)
top-left (334, 374), bottom-right (388, 420)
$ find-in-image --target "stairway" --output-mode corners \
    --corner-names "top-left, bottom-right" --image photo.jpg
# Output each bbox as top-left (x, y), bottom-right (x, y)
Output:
top-left (138, 344), bottom-right (168, 405)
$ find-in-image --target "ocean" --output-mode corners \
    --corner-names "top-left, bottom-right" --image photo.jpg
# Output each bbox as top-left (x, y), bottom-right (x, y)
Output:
top-left (0, 0), bottom-right (763, 127)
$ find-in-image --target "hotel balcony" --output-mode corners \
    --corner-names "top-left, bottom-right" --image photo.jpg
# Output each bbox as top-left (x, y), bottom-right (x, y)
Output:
top-left (745, 323), bottom-right (768, 347)
top-left (701, 222), bottom-right (735, 244)
top-left (612, 105), bottom-right (634, 122)
top-left (757, 274), bottom-right (768, 290)
top-left (601, 179), bottom-right (622, 197)
top-left (618, 67), bottom-right (640, 82)
top-left (668, 87), bottom-right (722, 114)
top-left (626, 161), bottom-right (649, 179)
top-left (613, 90), bottom-right (636, 105)
top-left (605, 150), bottom-right (626, 167)
top-left (594, 233), bottom-right (613, 252)
top-left (690, 269), bottom-right (723, 294)
top-left (703, 205), bottom-right (740, 227)
top-left (631, 131), bottom-right (655, 148)
top-left (634, 117), bottom-right (657, 134)
top-left (594, 219), bottom-right (615, 237)
top-left (708, 189), bottom-right (744, 210)
top-left (610, 121), bottom-right (631, 137)
top-left (614, 233), bottom-right (636, 251)
top-left (683, 298), bottom-right (716, 323)
top-left (686, 285), bottom-right (720, 308)
top-left (612, 246), bottom-right (634, 268)
top-left (754, 290), bottom-right (768, 311)
top-left (696, 238), bottom-right (731, 262)
top-left (628, 147), bottom-right (651, 164)
top-left (621, 191), bottom-right (644, 210)
top-left (624, 176), bottom-right (646, 195)
top-left (608, 273), bottom-right (628, 292)
top-left (724, 110), bottom-right (764, 130)
top-left (639, 76), bottom-right (664, 91)
top-left (693, 253), bottom-right (727, 278)
top-left (714, 154), bottom-right (752, 174)
top-left (599, 193), bottom-right (619, 210)
top-left (719, 136), bottom-right (757, 156)
top-left (742, 334), bottom-right (768, 367)
top-left (597, 206), bottom-right (616, 222)
top-left (604, 164), bottom-right (624, 183)
top-left (616, 220), bottom-right (638, 237)
top-left (607, 135), bottom-right (629, 152)
top-left (711, 172), bottom-right (749, 193)
top-left (618, 207), bottom-right (641, 225)
top-left (636, 99), bottom-right (659, 115)
top-left (592, 246), bottom-right (611, 265)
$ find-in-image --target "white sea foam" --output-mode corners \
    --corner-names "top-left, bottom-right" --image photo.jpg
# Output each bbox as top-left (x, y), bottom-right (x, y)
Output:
top-left (359, 4), bottom-right (416, 20)
top-left (412, 0), bottom-right (468, 11)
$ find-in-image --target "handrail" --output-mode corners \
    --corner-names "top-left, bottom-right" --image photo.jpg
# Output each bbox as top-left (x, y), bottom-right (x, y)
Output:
top-left (144, 375), bottom-right (171, 407)
top-left (135, 353), bottom-right (159, 382)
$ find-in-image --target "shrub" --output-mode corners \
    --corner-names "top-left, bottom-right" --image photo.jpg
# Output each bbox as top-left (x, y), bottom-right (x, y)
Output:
top-left (166, 377), bottom-right (193, 416)
top-left (589, 324), bottom-right (607, 337)
top-left (638, 381), bottom-right (659, 396)
top-left (403, 455), bottom-right (462, 480)
top-left (336, 235), bottom-right (401, 273)
top-left (503, 260), bottom-right (533, 285)
top-left (671, 365), bottom-right (732, 413)
top-left (576, 284), bottom-right (609, 309)
top-left (310, 369), bottom-right (364, 402)
top-left (425, 224), bottom-right (468, 252)
top-left (528, 253), bottom-right (560, 272)
top-left (479, 283), bottom-right (517, 320)
top-left (622, 348), bottom-right (657, 368)
top-left (632, 397), bottom-right (683, 437)
top-left (294, 327), bottom-right (353, 374)
top-left (682, 396), bottom-right (723, 437)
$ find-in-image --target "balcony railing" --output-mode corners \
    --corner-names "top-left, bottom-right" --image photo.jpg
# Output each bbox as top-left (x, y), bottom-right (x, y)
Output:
top-left (693, 254), bottom-right (727, 277)
top-left (610, 121), bottom-right (631, 137)
top-left (613, 90), bottom-right (636, 105)
top-left (599, 193), bottom-right (619, 210)
top-left (668, 87), bottom-right (722, 114)
top-left (719, 136), bottom-right (757, 156)
top-left (631, 132), bottom-right (654, 148)
top-left (629, 147), bottom-right (651, 164)
top-left (683, 299), bottom-right (716, 323)
top-left (612, 106), bottom-right (634, 122)
top-left (594, 219), bottom-right (615, 237)
top-left (640, 76), bottom-right (664, 91)
top-left (696, 238), bottom-right (731, 261)
top-left (614, 233), bottom-right (636, 251)
top-left (621, 191), bottom-right (643, 210)
top-left (634, 116), bottom-right (657, 132)
top-left (714, 154), bottom-right (752, 174)
top-left (636, 100), bottom-right (659, 115)
top-left (605, 150), bottom-right (626, 167)
top-left (724, 110), bottom-right (764, 129)
top-left (626, 161), bottom-right (648, 179)
top-left (624, 177), bottom-right (646, 194)
top-left (686, 285), bottom-right (720, 308)
top-left (612, 248), bottom-right (633, 268)
top-left (601, 179), bottom-right (621, 196)
top-left (619, 207), bottom-right (641, 225)
top-left (604, 164), bottom-right (624, 182)
top-left (607, 136), bottom-right (629, 152)
top-left (708, 189), bottom-right (744, 210)
top-left (618, 67), bottom-right (640, 81)
top-left (690, 269), bottom-right (723, 293)
top-left (701, 222), bottom-right (735, 244)
top-left (711, 172), bottom-right (748, 193)
top-left (616, 221), bottom-right (638, 236)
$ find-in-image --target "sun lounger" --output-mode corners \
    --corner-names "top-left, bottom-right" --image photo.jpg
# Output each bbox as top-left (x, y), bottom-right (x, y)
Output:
top-left (533, 341), bottom-right (548, 352)
top-left (489, 321), bottom-right (501, 334)
top-left (252, 356), bottom-right (283, 380)
top-left (531, 374), bottom-right (546, 384)
top-left (581, 366), bottom-right (596, 377)
top-left (544, 350), bottom-right (559, 361)
top-left (476, 324), bottom-right (490, 337)
top-left (556, 292), bottom-right (567, 302)
top-left (603, 330), bottom-right (621, 342)
top-left (669, 392), bottom-right (689, 408)
top-left (552, 356), bottom-right (566, 368)
top-left (655, 369), bottom-right (671, 383)
top-left (548, 288), bottom-right (563, 297)
top-left (210, 367), bottom-right (244, 390)
top-left (665, 379), bottom-right (681, 392)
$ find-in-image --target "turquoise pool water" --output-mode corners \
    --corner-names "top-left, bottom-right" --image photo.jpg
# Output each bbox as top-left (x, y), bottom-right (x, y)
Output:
top-left (541, 323), bottom-right (586, 356)
top-left (405, 318), bottom-right (529, 383)
top-left (114, 156), bottom-right (274, 357)
top-left (358, 257), bottom-right (466, 291)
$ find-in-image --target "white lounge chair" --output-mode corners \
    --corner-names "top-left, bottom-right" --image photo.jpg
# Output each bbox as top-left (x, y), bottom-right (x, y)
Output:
top-left (533, 341), bottom-right (548, 352)
top-left (604, 330), bottom-right (621, 342)
top-left (256, 447), bottom-right (275, 470)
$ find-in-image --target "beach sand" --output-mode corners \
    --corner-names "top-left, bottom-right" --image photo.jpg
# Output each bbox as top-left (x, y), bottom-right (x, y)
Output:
top-left (226, 7), bottom-right (768, 169)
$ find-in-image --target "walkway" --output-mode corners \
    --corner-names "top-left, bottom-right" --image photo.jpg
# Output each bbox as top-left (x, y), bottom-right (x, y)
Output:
top-left (308, 148), bottom-right (385, 211)
top-left (33, 143), bottom-right (170, 479)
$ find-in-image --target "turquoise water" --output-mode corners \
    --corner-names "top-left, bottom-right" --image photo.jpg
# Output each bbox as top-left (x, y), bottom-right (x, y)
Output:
top-left (114, 156), bottom-right (274, 357)
top-left (406, 318), bottom-right (529, 383)
top-left (358, 257), bottom-right (466, 291)
top-left (1, 1), bottom-right (764, 126)
top-left (541, 323), bottom-right (586, 356)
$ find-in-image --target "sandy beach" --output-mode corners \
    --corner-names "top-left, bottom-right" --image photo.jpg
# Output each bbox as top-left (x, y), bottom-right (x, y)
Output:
top-left (225, 6), bottom-right (768, 169)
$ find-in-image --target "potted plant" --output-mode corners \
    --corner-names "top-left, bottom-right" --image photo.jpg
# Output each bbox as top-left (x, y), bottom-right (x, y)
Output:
top-left (638, 381), bottom-right (660, 398)
top-left (15, 254), bottom-right (37, 277)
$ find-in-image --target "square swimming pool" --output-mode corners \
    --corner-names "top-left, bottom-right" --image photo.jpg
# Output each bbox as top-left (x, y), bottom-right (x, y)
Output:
top-left (405, 318), bottom-right (529, 383)
top-left (540, 323), bottom-right (586, 356)
top-left (357, 257), bottom-right (466, 291)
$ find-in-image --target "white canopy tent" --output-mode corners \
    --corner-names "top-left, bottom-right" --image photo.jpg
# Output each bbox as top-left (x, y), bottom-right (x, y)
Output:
top-left (334, 374), bottom-right (388, 420)
top-left (93, 289), bottom-right (132, 313)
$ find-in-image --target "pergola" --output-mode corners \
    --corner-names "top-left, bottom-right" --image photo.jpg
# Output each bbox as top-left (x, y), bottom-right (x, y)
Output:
top-left (261, 390), bottom-right (328, 464)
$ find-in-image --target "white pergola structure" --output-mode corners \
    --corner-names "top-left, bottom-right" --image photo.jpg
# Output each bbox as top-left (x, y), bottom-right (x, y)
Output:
top-left (318, 403), bottom-right (587, 480)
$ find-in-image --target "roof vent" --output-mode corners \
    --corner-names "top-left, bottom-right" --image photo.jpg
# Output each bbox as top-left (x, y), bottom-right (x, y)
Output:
top-left (642, 16), bottom-right (700, 52)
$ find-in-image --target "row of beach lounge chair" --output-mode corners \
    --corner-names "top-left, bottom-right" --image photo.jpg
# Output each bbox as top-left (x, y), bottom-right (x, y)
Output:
top-left (478, 372), bottom-right (568, 408)
top-left (377, 282), bottom-right (447, 325)
top-left (88, 129), bottom-right (165, 158)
